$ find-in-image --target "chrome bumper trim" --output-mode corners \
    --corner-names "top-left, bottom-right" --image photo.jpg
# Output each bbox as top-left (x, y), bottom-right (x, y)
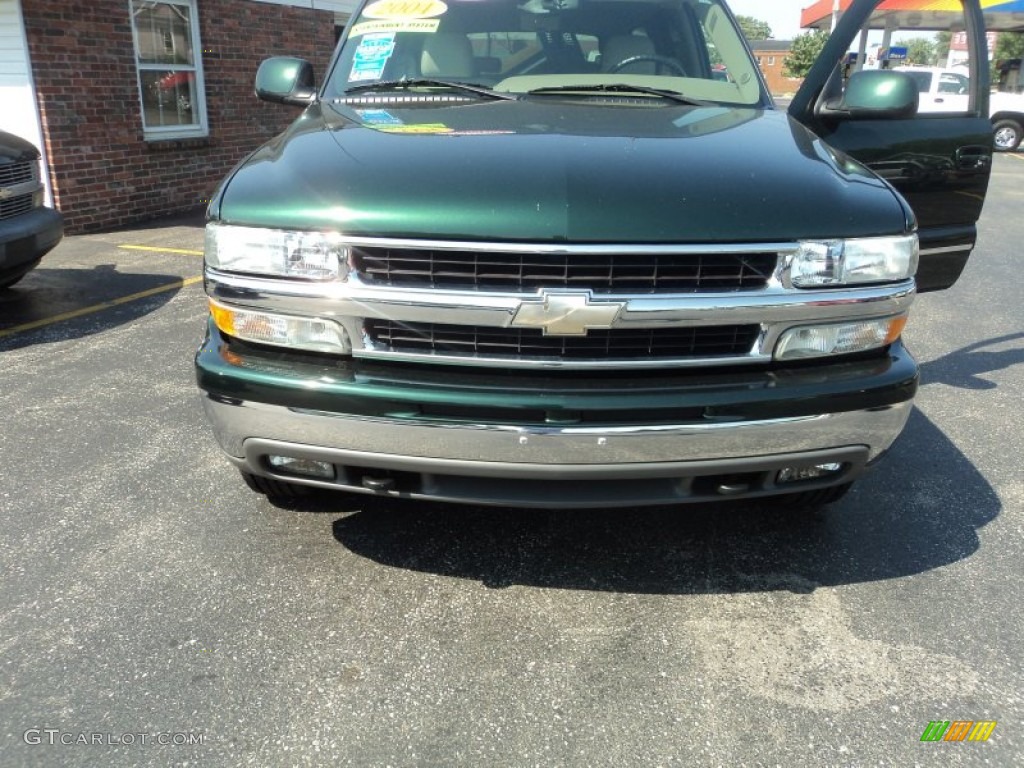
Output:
top-left (203, 395), bottom-right (912, 466)
top-left (919, 245), bottom-right (971, 256)
top-left (202, 396), bottom-right (912, 507)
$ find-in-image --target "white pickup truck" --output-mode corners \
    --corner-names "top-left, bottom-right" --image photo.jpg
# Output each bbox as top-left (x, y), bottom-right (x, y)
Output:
top-left (895, 66), bottom-right (1024, 151)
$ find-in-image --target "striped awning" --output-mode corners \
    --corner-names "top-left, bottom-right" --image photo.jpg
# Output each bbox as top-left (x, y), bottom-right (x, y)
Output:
top-left (801, 0), bottom-right (1024, 30)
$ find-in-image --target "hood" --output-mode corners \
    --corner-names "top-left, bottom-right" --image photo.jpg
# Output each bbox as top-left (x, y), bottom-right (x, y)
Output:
top-left (0, 130), bottom-right (41, 164)
top-left (213, 98), bottom-right (911, 242)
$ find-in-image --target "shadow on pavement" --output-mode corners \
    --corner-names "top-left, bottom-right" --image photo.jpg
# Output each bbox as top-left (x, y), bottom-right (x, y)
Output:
top-left (918, 332), bottom-right (1024, 390)
top-left (320, 333), bottom-right (1012, 594)
top-left (0, 264), bottom-right (182, 351)
top-left (324, 404), bottom-right (994, 594)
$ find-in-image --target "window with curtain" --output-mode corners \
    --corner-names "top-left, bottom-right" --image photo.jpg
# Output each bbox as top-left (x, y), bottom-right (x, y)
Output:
top-left (130, 0), bottom-right (207, 139)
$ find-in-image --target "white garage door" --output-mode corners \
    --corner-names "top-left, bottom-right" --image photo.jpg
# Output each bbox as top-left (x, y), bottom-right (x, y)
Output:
top-left (0, 0), bottom-right (51, 202)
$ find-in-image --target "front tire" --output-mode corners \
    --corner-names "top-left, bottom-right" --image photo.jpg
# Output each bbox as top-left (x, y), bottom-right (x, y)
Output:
top-left (0, 273), bottom-right (26, 290)
top-left (0, 258), bottom-right (41, 290)
top-left (993, 118), bottom-right (1022, 152)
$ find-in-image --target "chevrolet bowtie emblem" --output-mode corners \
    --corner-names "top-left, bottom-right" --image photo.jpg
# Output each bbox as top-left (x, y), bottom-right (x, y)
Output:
top-left (510, 291), bottom-right (625, 336)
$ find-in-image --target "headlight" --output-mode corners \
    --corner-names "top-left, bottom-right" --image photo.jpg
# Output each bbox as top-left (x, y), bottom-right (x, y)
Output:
top-left (205, 223), bottom-right (347, 280)
top-left (790, 235), bottom-right (918, 288)
top-left (209, 299), bottom-right (350, 354)
top-left (775, 315), bottom-right (907, 360)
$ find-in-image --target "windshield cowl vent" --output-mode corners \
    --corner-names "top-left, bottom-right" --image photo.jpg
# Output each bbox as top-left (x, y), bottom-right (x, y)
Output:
top-left (550, 96), bottom-right (666, 107)
top-left (336, 94), bottom-right (478, 106)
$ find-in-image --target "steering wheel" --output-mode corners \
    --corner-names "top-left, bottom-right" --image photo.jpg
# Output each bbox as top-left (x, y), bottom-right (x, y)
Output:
top-left (609, 55), bottom-right (686, 76)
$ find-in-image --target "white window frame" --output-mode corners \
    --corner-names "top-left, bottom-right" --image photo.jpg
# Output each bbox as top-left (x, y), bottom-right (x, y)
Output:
top-left (129, 0), bottom-right (208, 140)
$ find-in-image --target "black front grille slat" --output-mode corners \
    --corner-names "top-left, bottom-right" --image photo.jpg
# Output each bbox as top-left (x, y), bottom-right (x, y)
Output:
top-left (0, 194), bottom-right (35, 220)
top-left (0, 161), bottom-right (35, 187)
top-left (366, 321), bottom-right (759, 361)
top-left (354, 247), bottom-right (777, 293)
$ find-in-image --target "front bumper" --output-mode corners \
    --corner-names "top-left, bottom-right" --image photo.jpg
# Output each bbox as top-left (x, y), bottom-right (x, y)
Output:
top-left (0, 206), bottom-right (63, 281)
top-left (196, 322), bottom-right (918, 507)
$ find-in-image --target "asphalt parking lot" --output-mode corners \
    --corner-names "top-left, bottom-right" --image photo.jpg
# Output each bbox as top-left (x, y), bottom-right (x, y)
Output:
top-left (2, 153), bottom-right (1023, 767)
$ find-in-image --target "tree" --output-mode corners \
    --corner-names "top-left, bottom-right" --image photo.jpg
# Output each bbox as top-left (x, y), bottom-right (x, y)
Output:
top-left (898, 37), bottom-right (937, 66)
top-left (737, 15), bottom-right (772, 42)
top-left (992, 32), bottom-right (1024, 85)
top-left (783, 30), bottom-right (829, 79)
top-left (994, 31), bottom-right (1024, 64)
top-left (935, 31), bottom-right (952, 65)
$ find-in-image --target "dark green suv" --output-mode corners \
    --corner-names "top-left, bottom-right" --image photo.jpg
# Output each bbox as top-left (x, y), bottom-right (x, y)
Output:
top-left (0, 131), bottom-right (63, 290)
top-left (196, 0), bottom-right (993, 509)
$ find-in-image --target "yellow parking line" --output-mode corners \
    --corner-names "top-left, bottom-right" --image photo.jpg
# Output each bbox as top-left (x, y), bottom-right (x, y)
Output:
top-left (118, 244), bottom-right (204, 256)
top-left (0, 276), bottom-right (203, 339)
top-left (1008, 152), bottom-right (1024, 163)
top-left (955, 190), bottom-right (985, 202)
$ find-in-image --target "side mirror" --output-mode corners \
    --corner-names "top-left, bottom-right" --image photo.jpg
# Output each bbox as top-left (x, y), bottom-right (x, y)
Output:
top-left (255, 57), bottom-right (316, 106)
top-left (839, 70), bottom-right (919, 120)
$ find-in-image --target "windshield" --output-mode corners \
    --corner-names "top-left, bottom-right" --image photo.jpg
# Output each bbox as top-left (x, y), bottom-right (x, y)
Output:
top-left (326, 0), bottom-right (766, 106)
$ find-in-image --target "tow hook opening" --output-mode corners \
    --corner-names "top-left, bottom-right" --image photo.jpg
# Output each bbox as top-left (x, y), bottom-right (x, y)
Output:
top-left (693, 472), bottom-right (766, 497)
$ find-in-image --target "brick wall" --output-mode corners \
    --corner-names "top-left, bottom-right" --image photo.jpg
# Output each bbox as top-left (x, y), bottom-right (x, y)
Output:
top-left (751, 46), bottom-right (802, 97)
top-left (21, 0), bottom-right (336, 233)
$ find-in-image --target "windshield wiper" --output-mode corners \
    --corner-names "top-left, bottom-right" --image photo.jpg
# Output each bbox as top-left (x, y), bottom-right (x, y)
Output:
top-left (526, 84), bottom-right (711, 106)
top-left (342, 78), bottom-right (518, 101)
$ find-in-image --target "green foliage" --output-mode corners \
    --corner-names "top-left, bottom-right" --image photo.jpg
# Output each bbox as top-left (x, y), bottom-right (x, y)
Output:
top-left (991, 32), bottom-right (1023, 84)
top-left (737, 15), bottom-right (772, 42)
top-left (783, 30), bottom-right (829, 79)
top-left (994, 32), bottom-right (1024, 64)
top-left (935, 31), bottom-right (952, 64)
top-left (898, 37), bottom-right (937, 66)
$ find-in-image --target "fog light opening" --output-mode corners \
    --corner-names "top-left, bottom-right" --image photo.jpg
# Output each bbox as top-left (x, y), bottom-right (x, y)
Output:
top-left (266, 455), bottom-right (335, 480)
top-left (777, 462), bottom-right (844, 485)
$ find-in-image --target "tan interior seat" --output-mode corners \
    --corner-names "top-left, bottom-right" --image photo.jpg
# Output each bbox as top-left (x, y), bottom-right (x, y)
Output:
top-left (421, 33), bottom-right (475, 78)
top-left (602, 35), bottom-right (657, 75)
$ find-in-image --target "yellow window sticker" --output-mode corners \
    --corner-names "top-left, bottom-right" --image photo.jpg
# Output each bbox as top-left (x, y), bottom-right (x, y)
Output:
top-left (376, 123), bottom-right (453, 134)
top-left (350, 19), bottom-right (441, 37)
top-left (362, 0), bottom-right (448, 20)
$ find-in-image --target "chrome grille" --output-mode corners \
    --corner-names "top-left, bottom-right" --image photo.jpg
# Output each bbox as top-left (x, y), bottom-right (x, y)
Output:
top-left (0, 161), bottom-right (35, 187)
top-left (365, 320), bottom-right (760, 360)
top-left (0, 193), bottom-right (34, 220)
top-left (352, 247), bottom-right (777, 293)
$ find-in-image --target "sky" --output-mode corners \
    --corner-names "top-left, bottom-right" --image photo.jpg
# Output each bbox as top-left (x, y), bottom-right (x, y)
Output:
top-left (725, 0), bottom-right (817, 40)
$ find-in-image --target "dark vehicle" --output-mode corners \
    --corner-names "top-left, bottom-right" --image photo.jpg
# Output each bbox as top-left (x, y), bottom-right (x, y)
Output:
top-left (0, 130), bottom-right (62, 290)
top-left (196, 0), bottom-right (993, 509)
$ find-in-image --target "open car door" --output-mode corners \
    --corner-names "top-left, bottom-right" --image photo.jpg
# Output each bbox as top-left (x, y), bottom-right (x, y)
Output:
top-left (789, 0), bottom-right (992, 292)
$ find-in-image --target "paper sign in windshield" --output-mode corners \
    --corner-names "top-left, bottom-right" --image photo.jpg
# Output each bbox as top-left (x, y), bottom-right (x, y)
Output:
top-left (350, 19), bottom-right (441, 37)
top-left (356, 109), bottom-right (404, 127)
top-left (349, 33), bottom-right (396, 82)
top-left (372, 123), bottom-right (517, 136)
top-left (362, 0), bottom-right (448, 19)
top-left (377, 123), bottom-right (453, 134)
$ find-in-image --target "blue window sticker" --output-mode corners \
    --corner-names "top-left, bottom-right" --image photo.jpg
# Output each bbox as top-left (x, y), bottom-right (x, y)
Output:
top-left (349, 33), bottom-right (397, 82)
top-left (356, 109), bottom-right (404, 126)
